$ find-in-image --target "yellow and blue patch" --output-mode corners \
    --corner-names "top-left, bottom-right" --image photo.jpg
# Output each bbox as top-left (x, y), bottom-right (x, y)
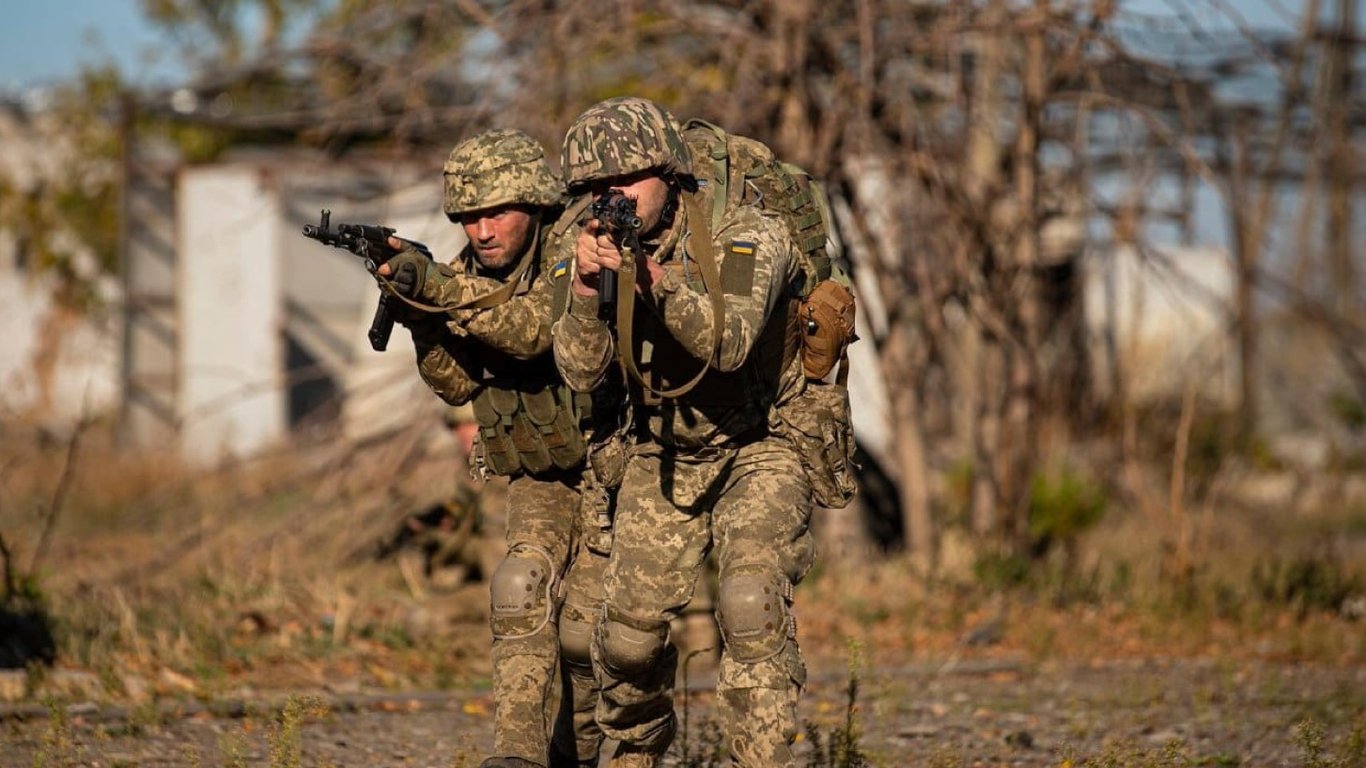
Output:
top-left (729, 240), bottom-right (756, 256)
top-left (551, 258), bottom-right (570, 279)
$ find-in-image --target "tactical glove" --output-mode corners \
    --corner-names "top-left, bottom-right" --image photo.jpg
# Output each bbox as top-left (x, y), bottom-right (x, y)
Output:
top-left (382, 249), bottom-right (431, 299)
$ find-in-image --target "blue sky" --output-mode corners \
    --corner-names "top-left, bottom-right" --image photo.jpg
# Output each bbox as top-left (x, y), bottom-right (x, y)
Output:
top-left (0, 1), bottom-right (1332, 92)
top-left (0, 0), bottom-right (185, 90)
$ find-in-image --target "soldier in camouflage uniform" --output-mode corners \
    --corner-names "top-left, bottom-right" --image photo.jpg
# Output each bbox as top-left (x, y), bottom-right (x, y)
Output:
top-left (383, 405), bottom-right (487, 597)
top-left (380, 129), bottom-right (603, 768)
top-left (551, 98), bottom-right (815, 768)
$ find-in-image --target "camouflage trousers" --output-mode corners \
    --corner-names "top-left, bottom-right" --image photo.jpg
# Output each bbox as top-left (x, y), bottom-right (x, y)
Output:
top-left (553, 523), bottom-right (609, 766)
top-left (491, 470), bottom-right (601, 766)
top-left (589, 437), bottom-right (814, 767)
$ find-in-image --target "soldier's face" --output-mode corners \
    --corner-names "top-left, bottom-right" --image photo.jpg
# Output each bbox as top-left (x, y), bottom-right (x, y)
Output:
top-left (595, 173), bottom-right (671, 236)
top-left (459, 204), bottom-right (538, 270)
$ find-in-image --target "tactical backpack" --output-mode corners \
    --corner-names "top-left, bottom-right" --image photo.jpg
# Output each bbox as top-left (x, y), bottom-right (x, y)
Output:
top-left (676, 120), bottom-right (860, 508)
top-left (678, 120), bottom-right (857, 383)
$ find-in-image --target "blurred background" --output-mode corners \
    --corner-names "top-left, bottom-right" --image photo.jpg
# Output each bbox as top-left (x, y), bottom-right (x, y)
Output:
top-left (0, 0), bottom-right (1363, 708)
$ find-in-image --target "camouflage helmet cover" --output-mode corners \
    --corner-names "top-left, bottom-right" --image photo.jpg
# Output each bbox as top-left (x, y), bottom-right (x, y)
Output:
top-left (443, 128), bottom-right (564, 216)
top-left (560, 97), bottom-right (692, 190)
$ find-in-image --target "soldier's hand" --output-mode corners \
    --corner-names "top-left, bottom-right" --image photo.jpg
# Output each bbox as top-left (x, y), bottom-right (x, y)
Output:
top-left (379, 248), bottom-right (430, 299)
top-left (572, 219), bottom-right (623, 297)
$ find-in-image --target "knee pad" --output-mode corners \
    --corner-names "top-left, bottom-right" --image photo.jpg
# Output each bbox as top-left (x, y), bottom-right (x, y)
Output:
top-left (595, 609), bottom-right (669, 676)
top-left (717, 566), bottom-right (790, 663)
top-left (489, 544), bottom-right (555, 640)
top-left (558, 594), bottom-right (597, 668)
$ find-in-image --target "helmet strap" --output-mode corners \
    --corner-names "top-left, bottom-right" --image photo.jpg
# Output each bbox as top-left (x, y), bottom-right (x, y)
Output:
top-left (655, 175), bottom-right (681, 236)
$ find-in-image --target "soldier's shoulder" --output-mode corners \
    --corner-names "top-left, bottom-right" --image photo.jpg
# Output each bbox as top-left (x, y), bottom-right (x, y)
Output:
top-left (540, 206), bottom-right (580, 272)
top-left (715, 201), bottom-right (786, 235)
top-left (711, 203), bottom-right (793, 257)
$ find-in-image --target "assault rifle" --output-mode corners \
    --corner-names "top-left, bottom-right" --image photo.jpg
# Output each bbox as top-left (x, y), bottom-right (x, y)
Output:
top-left (301, 209), bottom-right (432, 351)
top-left (590, 191), bottom-right (643, 321)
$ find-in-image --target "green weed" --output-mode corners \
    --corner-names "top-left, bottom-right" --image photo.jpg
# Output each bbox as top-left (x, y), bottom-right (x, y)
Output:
top-left (1251, 553), bottom-right (1361, 618)
top-left (677, 647), bottom-right (726, 768)
top-left (30, 700), bottom-right (79, 768)
top-left (804, 638), bottom-right (868, 768)
top-left (267, 694), bottom-right (330, 768)
top-left (218, 728), bottom-right (250, 768)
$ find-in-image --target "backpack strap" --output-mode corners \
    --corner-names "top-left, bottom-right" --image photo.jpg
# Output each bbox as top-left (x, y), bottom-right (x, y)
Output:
top-left (681, 118), bottom-right (732, 234)
top-left (613, 191), bottom-right (725, 400)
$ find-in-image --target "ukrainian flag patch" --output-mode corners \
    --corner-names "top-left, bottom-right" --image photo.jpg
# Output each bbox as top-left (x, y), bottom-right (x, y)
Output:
top-left (552, 258), bottom-right (570, 278)
top-left (729, 240), bottom-right (756, 256)
top-left (722, 240), bottom-right (757, 295)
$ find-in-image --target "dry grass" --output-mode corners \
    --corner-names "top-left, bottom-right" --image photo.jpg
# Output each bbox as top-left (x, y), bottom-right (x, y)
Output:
top-left (1, 415), bottom-right (1363, 707)
top-left (1, 418), bottom-right (492, 700)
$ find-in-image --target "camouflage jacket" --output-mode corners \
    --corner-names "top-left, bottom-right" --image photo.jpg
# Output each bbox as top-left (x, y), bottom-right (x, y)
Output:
top-left (551, 185), bottom-right (804, 451)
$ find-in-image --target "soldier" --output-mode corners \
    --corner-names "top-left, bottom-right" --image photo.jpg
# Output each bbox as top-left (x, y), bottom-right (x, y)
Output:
top-left (378, 129), bottom-right (603, 768)
top-left (552, 98), bottom-right (817, 768)
top-left (384, 404), bottom-right (487, 599)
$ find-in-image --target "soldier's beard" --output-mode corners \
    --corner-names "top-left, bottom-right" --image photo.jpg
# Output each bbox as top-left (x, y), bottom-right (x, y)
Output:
top-left (473, 238), bottom-right (529, 277)
top-left (641, 185), bottom-right (680, 242)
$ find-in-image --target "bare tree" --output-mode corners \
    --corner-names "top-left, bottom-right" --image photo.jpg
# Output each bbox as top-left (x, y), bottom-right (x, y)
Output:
top-left (107, 0), bottom-right (1361, 570)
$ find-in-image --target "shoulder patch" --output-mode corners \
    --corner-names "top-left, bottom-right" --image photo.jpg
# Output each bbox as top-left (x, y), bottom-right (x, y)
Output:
top-left (552, 258), bottom-right (570, 279)
top-left (721, 240), bottom-right (756, 296)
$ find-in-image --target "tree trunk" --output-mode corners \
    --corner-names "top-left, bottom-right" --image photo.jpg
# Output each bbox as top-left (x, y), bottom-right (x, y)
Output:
top-left (964, 2), bottom-right (1007, 544)
top-left (1000, 0), bottom-right (1047, 552)
top-left (1229, 125), bottom-right (1259, 444)
top-left (1324, 0), bottom-right (1358, 316)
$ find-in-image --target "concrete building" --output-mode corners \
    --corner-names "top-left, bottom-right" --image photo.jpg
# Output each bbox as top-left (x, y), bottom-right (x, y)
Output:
top-left (122, 150), bottom-right (466, 465)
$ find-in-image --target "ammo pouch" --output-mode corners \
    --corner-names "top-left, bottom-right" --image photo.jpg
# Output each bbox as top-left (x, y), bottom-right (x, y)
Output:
top-left (587, 435), bottom-right (627, 490)
top-left (800, 280), bottom-right (857, 381)
top-left (471, 383), bottom-right (587, 477)
top-left (774, 381), bottom-right (858, 509)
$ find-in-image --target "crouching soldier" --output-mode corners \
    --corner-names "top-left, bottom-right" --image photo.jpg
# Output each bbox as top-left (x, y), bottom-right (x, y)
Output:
top-left (378, 129), bottom-right (604, 768)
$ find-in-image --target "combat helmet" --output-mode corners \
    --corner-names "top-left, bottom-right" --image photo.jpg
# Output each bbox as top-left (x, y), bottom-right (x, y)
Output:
top-left (560, 97), bottom-right (692, 192)
top-left (443, 128), bottom-right (564, 217)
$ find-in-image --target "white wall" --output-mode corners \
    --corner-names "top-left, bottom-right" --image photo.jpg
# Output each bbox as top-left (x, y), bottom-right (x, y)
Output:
top-left (1084, 244), bottom-right (1236, 404)
top-left (177, 166), bottom-right (285, 465)
top-left (0, 265), bottom-right (121, 426)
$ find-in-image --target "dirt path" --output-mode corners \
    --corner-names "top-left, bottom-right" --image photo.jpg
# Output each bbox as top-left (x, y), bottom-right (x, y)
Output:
top-left (3, 658), bottom-right (1362, 766)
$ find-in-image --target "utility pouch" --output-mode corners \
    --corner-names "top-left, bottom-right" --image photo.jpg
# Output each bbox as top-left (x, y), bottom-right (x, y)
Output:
top-left (587, 435), bottom-right (627, 490)
top-left (520, 386), bottom-right (588, 471)
top-left (471, 383), bottom-right (588, 478)
top-left (775, 381), bottom-right (858, 508)
top-left (800, 280), bottom-right (857, 381)
top-left (580, 479), bottom-right (616, 556)
top-left (507, 400), bottom-right (553, 476)
top-left (472, 388), bottom-right (523, 476)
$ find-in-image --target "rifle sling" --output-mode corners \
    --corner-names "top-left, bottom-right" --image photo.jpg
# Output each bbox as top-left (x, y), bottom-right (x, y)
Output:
top-left (614, 193), bottom-right (725, 401)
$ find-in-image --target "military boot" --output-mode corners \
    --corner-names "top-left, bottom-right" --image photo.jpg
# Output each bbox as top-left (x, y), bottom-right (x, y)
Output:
top-left (479, 758), bottom-right (544, 768)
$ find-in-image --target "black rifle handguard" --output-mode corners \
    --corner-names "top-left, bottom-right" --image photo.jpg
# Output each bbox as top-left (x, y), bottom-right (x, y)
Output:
top-left (590, 193), bottom-right (643, 321)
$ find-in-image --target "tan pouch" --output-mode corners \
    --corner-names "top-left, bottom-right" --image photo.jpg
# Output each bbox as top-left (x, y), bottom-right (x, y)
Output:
top-left (800, 280), bottom-right (857, 381)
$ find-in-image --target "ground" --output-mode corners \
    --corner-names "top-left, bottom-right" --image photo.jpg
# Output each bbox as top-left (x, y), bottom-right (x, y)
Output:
top-left (3, 657), bottom-right (1362, 766)
top-left (2, 424), bottom-right (1363, 766)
